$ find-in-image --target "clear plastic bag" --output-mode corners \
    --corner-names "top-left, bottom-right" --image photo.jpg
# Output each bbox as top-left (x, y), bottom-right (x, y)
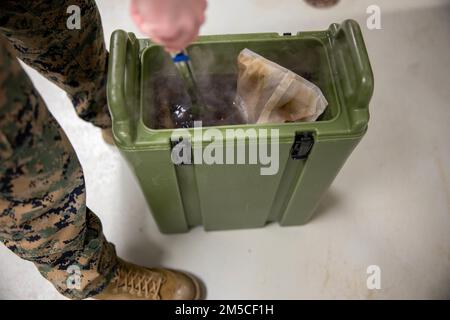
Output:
top-left (235, 49), bottom-right (328, 124)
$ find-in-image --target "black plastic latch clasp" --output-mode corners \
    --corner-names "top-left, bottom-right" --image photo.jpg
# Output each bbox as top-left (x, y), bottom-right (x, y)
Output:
top-left (290, 132), bottom-right (314, 160)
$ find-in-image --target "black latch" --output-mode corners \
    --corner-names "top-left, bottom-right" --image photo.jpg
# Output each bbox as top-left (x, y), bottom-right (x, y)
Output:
top-left (290, 132), bottom-right (314, 160)
top-left (283, 32), bottom-right (292, 36)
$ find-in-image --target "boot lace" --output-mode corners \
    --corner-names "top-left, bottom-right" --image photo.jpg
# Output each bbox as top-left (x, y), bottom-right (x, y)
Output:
top-left (112, 263), bottom-right (166, 299)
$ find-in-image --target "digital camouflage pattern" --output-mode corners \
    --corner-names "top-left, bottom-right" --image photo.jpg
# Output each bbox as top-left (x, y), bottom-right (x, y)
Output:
top-left (0, 0), bottom-right (117, 299)
top-left (0, 0), bottom-right (111, 128)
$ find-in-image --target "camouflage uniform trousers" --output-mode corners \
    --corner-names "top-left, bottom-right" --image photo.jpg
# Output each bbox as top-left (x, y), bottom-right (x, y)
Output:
top-left (0, 0), bottom-right (118, 299)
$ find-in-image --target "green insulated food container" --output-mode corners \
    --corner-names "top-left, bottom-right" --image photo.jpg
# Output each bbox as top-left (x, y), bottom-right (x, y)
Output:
top-left (107, 20), bottom-right (374, 234)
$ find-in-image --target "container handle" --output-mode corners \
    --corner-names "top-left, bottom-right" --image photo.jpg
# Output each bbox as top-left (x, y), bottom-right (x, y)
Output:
top-left (107, 30), bottom-right (139, 144)
top-left (331, 20), bottom-right (374, 109)
top-left (108, 30), bottom-right (128, 122)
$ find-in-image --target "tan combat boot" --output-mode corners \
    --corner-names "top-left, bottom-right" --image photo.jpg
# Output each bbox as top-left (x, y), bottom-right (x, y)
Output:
top-left (94, 258), bottom-right (201, 300)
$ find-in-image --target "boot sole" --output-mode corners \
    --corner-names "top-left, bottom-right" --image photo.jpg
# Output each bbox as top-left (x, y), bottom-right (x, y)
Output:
top-left (186, 273), bottom-right (202, 300)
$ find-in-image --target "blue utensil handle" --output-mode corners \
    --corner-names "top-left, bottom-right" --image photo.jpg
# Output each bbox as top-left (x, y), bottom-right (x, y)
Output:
top-left (172, 51), bottom-right (190, 63)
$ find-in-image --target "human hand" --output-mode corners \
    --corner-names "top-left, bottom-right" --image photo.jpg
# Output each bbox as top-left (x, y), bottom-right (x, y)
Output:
top-left (130, 0), bottom-right (207, 52)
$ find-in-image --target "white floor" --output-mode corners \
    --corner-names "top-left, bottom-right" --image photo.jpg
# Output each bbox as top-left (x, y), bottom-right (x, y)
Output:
top-left (1, 0), bottom-right (449, 300)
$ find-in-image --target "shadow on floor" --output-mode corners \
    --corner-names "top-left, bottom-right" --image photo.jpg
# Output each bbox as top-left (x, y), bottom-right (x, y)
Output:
top-left (308, 188), bottom-right (343, 223)
top-left (115, 157), bottom-right (165, 267)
